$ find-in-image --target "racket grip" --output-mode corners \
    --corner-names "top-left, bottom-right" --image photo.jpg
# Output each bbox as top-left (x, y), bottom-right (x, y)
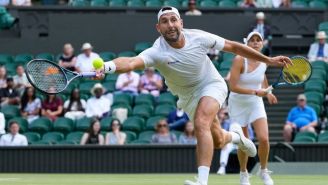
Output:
top-left (80, 72), bottom-right (97, 78)
top-left (265, 85), bottom-right (274, 93)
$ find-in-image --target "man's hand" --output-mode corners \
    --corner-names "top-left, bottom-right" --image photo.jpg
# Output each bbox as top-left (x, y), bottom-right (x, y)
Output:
top-left (268, 56), bottom-right (293, 67)
top-left (94, 68), bottom-right (105, 80)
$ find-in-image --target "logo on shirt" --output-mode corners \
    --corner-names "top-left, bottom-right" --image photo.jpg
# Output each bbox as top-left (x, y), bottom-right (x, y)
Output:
top-left (167, 60), bottom-right (181, 65)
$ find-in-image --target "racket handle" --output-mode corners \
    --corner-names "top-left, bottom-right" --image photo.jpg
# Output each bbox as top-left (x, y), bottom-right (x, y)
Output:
top-left (80, 72), bottom-right (97, 78)
top-left (265, 85), bottom-right (274, 93)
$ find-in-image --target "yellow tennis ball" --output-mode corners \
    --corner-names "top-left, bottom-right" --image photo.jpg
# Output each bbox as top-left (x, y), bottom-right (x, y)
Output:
top-left (93, 58), bottom-right (104, 70)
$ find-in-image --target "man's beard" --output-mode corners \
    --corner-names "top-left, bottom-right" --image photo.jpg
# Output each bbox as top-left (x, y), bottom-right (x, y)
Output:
top-left (162, 29), bottom-right (181, 43)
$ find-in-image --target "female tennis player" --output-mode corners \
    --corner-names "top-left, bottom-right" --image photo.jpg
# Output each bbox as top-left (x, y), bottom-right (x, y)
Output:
top-left (228, 31), bottom-right (277, 185)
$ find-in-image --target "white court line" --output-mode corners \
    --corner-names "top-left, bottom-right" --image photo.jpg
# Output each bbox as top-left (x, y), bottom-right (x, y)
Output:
top-left (0, 178), bottom-right (20, 181)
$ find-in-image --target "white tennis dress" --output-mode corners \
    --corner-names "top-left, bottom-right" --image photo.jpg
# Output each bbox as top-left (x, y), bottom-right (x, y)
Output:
top-left (139, 29), bottom-right (228, 120)
top-left (228, 58), bottom-right (267, 127)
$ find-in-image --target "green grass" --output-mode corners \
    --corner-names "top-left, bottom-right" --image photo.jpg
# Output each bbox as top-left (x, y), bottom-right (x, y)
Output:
top-left (0, 174), bottom-right (327, 185)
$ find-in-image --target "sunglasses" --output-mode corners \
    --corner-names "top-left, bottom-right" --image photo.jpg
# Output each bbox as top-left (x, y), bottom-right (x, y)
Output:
top-left (158, 124), bottom-right (167, 128)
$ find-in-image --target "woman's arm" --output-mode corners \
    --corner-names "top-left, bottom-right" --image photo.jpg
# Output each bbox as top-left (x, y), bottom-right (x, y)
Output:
top-left (98, 135), bottom-right (105, 145)
top-left (105, 133), bottom-right (110, 145)
top-left (118, 133), bottom-right (126, 145)
top-left (80, 133), bottom-right (89, 145)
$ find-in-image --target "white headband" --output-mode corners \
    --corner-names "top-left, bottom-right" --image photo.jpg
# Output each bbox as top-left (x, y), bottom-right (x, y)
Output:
top-left (243, 31), bottom-right (263, 44)
top-left (157, 6), bottom-right (180, 22)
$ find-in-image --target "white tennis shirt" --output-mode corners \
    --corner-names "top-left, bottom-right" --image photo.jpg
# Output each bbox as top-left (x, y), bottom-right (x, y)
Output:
top-left (138, 29), bottom-right (226, 97)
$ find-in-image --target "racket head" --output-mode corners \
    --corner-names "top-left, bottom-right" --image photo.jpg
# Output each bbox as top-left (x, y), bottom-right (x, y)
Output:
top-left (25, 59), bottom-right (69, 94)
top-left (281, 56), bottom-right (312, 85)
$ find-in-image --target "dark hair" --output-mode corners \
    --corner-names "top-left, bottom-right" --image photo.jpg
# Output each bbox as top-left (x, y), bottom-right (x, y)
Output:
top-left (67, 88), bottom-right (84, 111)
top-left (21, 87), bottom-right (36, 111)
top-left (8, 121), bottom-right (19, 128)
top-left (111, 118), bottom-right (121, 128)
top-left (87, 118), bottom-right (100, 137)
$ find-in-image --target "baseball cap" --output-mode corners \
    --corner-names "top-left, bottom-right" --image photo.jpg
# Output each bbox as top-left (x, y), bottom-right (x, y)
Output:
top-left (81, 43), bottom-right (93, 50)
top-left (297, 94), bottom-right (307, 101)
top-left (243, 31), bottom-right (263, 44)
top-left (157, 6), bottom-right (180, 22)
top-left (256, 12), bottom-right (265, 20)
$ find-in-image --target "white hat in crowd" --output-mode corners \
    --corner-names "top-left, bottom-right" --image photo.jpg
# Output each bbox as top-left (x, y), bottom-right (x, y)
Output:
top-left (91, 83), bottom-right (106, 95)
top-left (316, 31), bottom-right (327, 40)
top-left (81, 43), bottom-right (93, 50)
top-left (256, 12), bottom-right (265, 20)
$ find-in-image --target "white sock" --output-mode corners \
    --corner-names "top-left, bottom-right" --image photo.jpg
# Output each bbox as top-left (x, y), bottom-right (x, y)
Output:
top-left (261, 168), bottom-right (268, 173)
top-left (230, 131), bottom-right (240, 144)
top-left (198, 166), bottom-right (210, 185)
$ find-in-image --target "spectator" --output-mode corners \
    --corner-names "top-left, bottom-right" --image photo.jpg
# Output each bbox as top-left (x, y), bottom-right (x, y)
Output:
top-left (85, 83), bottom-right (111, 119)
top-left (58, 43), bottom-right (77, 71)
top-left (20, 87), bottom-right (41, 124)
top-left (241, 0), bottom-right (257, 7)
top-left (185, 0), bottom-right (202, 16)
top-left (105, 119), bottom-right (126, 145)
top-left (139, 67), bottom-right (163, 97)
top-left (13, 65), bottom-right (30, 95)
top-left (151, 119), bottom-right (177, 144)
top-left (75, 43), bottom-right (100, 72)
top-left (257, 0), bottom-right (272, 8)
top-left (0, 0), bottom-right (9, 6)
top-left (80, 118), bottom-right (104, 145)
top-left (41, 94), bottom-right (63, 121)
top-left (279, 0), bottom-right (290, 7)
top-left (0, 121), bottom-right (28, 146)
top-left (12, 0), bottom-right (31, 6)
top-left (251, 12), bottom-right (272, 56)
top-left (63, 88), bottom-right (86, 121)
top-left (0, 77), bottom-right (20, 106)
top-left (179, 121), bottom-right (197, 144)
top-left (167, 107), bottom-right (189, 131)
top-left (0, 66), bottom-right (7, 88)
top-left (283, 94), bottom-right (318, 142)
top-left (307, 31), bottom-right (328, 62)
top-left (116, 71), bottom-right (140, 95)
top-left (0, 112), bottom-right (5, 135)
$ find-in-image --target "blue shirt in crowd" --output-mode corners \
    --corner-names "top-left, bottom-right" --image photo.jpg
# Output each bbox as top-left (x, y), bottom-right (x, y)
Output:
top-left (286, 106), bottom-right (317, 128)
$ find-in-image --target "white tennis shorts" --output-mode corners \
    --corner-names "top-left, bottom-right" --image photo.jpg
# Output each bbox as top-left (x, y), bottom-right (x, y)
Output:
top-left (177, 81), bottom-right (228, 121)
top-left (228, 96), bottom-right (267, 127)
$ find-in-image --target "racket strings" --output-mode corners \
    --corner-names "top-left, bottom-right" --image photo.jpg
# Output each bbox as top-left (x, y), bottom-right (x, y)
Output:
top-left (26, 61), bottom-right (67, 93)
top-left (282, 57), bottom-right (311, 84)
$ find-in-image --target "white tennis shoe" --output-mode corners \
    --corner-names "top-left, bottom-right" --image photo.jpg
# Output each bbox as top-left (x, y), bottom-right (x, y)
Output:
top-left (230, 124), bottom-right (257, 157)
top-left (240, 171), bottom-right (251, 185)
top-left (260, 169), bottom-right (274, 185)
top-left (217, 166), bottom-right (226, 175)
top-left (184, 177), bottom-right (206, 185)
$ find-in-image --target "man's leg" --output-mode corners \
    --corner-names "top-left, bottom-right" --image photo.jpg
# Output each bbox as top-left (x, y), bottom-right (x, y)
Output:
top-left (283, 124), bottom-right (293, 142)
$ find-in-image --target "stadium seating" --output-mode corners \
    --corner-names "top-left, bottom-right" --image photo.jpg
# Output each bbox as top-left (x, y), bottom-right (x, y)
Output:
top-left (134, 94), bottom-right (155, 107)
top-left (42, 132), bottom-right (65, 144)
top-left (79, 81), bottom-right (97, 95)
top-left (36, 53), bottom-right (54, 61)
top-left (102, 81), bottom-right (116, 92)
top-left (75, 117), bottom-right (93, 131)
top-left (104, 73), bottom-right (118, 82)
top-left (122, 116), bottom-right (145, 133)
top-left (127, 0), bottom-right (145, 7)
top-left (154, 104), bottom-right (176, 117)
top-left (1, 105), bottom-right (20, 120)
top-left (291, 1), bottom-right (308, 7)
top-left (99, 51), bottom-right (116, 61)
top-left (134, 42), bottom-right (152, 54)
top-left (309, 0), bottom-right (326, 8)
top-left (220, 61), bottom-right (233, 70)
top-left (90, 0), bottom-right (109, 6)
top-left (132, 104), bottom-right (154, 119)
top-left (100, 116), bottom-right (113, 131)
top-left (8, 117), bottom-right (28, 133)
top-left (66, 131), bottom-right (84, 143)
top-left (138, 130), bottom-right (155, 142)
top-left (24, 132), bottom-right (41, 144)
top-left (200, 0), bottom-right (217, 7)
top-left (145, 116), bottom-right (165, 130)
top-left (118, 51), bottom-right (136, 57)
top-left (0, 7), bottom-right (16, 30)
top-left (14, 53), bottom-right (33, 65)
top-left (163, 0), bottom-right (181, 7)
top-left (157, 92), bottom-right (177, 106)
top-left (219, 0), bottom-right (236, 7)
top-left (29, 117), bottom-right (53, 135)
top-left (145, 0), bottom-right (163, 7)
top-left (113, 93), bottom-right (133, 107)
top-left (53, 117), bottom-right (75, 134)
top-left (304, 80), bottom-right (326, 93)
top-left (71, 0), bottom-right (90, 6)
top-left (124, 131), bottom-right (137, 143)
top-left (111, 104), bottom-right (133, 116)
top-left (109, 0), bottom-right (126, 6)
top-left (0, 54), bottom-right (13, 65)
top-left (318, 132), bottom-right (328, 143)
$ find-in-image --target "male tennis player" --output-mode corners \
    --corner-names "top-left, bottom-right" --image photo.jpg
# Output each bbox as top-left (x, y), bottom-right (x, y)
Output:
top-left (97, 7), bottom-right (291, 185)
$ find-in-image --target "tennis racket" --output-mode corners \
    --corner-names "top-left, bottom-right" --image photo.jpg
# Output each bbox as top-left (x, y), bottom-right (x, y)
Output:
top-left (265, 56), bottom-right (312, 93)
top-left (25, 59), bottom-right (97, 94)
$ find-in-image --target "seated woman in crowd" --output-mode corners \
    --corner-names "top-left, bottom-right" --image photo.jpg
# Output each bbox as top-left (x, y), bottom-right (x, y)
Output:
top-left (41, 93), bottom-right (63, 121)
top-left (20, 87), bottom-right (41, 123)
top-left (179, 121), bottom-right (197, 144)
top-left (139, 67), bottom-right (163, 97)
top-left (0, 66), bottom-right (7, 88)
top-left (151, 119), bottom-right (177, 144)
top-left (80, 118), bottom-right (104, 145)
top-left (58, 43), bottom-right (77, 71)
top-left (64, 88), bottom-right (86, 121)
top-left (105, 119), bottom-right (126, 145)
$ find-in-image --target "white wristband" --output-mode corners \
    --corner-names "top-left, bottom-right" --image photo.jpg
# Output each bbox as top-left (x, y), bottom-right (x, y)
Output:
top-left (104, 61), bottom-right (116, 74)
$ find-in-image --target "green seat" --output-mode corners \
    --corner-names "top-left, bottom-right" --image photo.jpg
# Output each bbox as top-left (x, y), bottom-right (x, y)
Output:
top-left (14, 53), bottom-right (33, 65)
top-left (295, 131), bottom-right (317, 140)
top-left (80, 93), bottom-right (90, 101)
top-left (104, 73), bottom-right (118, 82)
top-left (62, 83), bottom-right (78, 95)
top-left (42, 131), bottom-right (65, 144)
top-left (118, 51), bottom-right (136, 57)
top-left (309, 0), bottom-right (325, 8)
top-left (157, 92), bottom-right (177, 106)
top-left (312, 61), bottom-right (327, 71)
top-left (154, 104), bottom-right (176, 117)
top-left (163, 0), bottom-right (181, 7)
top-left (171, 130), bottom-right (182, 138)
top-left (134, 42), bottom-right (152, 54)
top-left (102, 81), bottom-right (116, 92)
top-left (99, 51), bottom-right (116, 61)
top-left (127, 0), bottom-right (144, 6)
top-left (291, 1), bottom-right (308, 7)
top-left (219, 0), bottom-right (236, 7)
top-left (304, 80), bottom-right (326, 93)
top-left (145, 0), bottom-right (162, 7)
top-left (307, 102), bottom-right (321, 116)
top-left (0, 54), bottom-right (13, 65)
top-left (222, 52), bottom-right (235, 61)
top-left (100, 116), bottom-right (113, 131)
top-left (309, 68), bottom-right (326, 80)
top-left (71, 0), bottom-right (90, 6)
top-left (56, 140), bottom-right (78, 145)
top-left (109, 0), bottom-right (126, 6)
top-left (113, 93), bottom-right (133, 106)
top-left (138, 130), bottom-right (155, 142)
top-left (91, 0), bottom-right (109, 6)
top-left (135, 94), bottom-right (155, 106)
top-left (200, 0), bottom-right (217, 7)
top-left (0, 12), bottom-right (16, 29)
top-left (319, 21), bottom-right (328, 33)
top-left (66, 131), bottom-right (84, 142)
top-left (36, 53), bottom-right (54, 61)
top-left (29, 117), bottom-right (53, 135)
top-left (132, 105), bottom-right (154, 119)
top-left (305, 92), bottom-right (324, 105)
top-left (220, 61), bottom-right (233, 70)
top-left (318, 132), bottom-right (328, 143)
top-left (293, 136), bottom-right (316, 143)
top-left (111, 104), bottom-right (133, 116)
top-left (219, 69), bottom-right (230, 78)
top-left (122, 116), bottom-right (145, 133)
top-left (79, 82), bottom-right (97, 95)
top-left (31, 140), bottom-right (52, 145)
top-left (130, 139), bottom-right (151, 144)
top-left (76, 117), bottom-right (92, 131)
top-left (181, 0), bottom-right (188, 7)
top-left (1, 105), bottom-right (20, 120)
top-left (145, 116), bottom-right (165, 130)
top-left (5, 63), bottom-right (17, 75)
top-left (124, 131), bottom-right (137, 143)
top-left (24, 132), bottom-right (41, 144)
top-left (53, 117), bottom-right (75, 134)
top-left (8, 117), bottom-right (28, 133)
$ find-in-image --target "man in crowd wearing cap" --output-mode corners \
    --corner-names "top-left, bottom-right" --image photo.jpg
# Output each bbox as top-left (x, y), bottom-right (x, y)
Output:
top-left (251, 12), bottom-right (272, 56)
top-left (75, 42), bottom-right (100, 72)
top-left (283, 94), bottom-right (318, 142)
top-left (185, 0), bottom-right (202, 16)
top-left (0, 77), bottom-right (20, 106)
top-left (85, 83), bottom-right (111, 119)
top-left (307, 31), bottom-right (328, 62)
top-left (97, 6), bottom-right (291, 185)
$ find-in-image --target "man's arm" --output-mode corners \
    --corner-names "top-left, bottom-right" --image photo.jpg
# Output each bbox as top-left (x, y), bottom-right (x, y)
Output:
top-left (223, 40), bottom-right (291, 66)
top-left (109, 57), bottom-right (145, 73)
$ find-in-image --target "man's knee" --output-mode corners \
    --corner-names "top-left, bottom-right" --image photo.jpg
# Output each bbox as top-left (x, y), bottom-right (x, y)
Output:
top-left (284, 124), bottom-right (293, 132)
